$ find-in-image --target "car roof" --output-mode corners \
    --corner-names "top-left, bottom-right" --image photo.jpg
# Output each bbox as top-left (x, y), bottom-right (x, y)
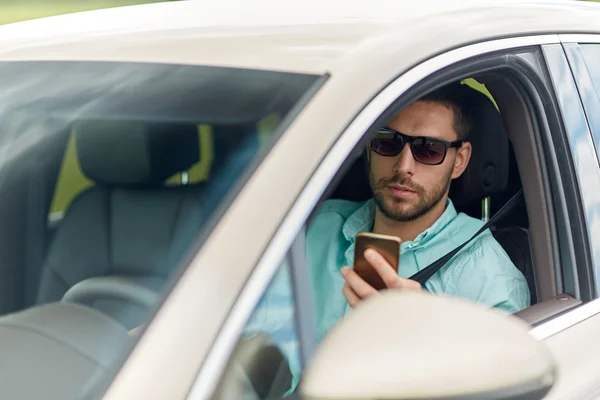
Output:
top-left (0, 0), bottom-right (598, 74)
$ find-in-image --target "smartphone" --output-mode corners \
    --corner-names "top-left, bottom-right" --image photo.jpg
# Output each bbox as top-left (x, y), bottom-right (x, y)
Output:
top-left (353, 232), bottom-right (401, 291)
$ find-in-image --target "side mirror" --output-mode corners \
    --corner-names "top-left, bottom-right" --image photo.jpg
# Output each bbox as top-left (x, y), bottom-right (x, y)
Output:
top-left (301, 291), bottom-right (556, 400)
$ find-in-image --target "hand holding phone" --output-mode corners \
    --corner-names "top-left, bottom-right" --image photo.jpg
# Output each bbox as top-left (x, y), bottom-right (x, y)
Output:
top-left (353, 232), bottom-right (401, 291)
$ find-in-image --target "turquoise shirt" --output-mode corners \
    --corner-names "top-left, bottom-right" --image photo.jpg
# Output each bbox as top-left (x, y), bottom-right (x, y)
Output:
top-left (307, 198), bottom-right (530, 342)
top-left (244, 198), bottom-right (530, 388)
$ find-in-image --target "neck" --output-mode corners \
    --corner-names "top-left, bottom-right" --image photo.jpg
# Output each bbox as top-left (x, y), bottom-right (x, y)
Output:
top-left (372, 195), bottom-right (449, 242)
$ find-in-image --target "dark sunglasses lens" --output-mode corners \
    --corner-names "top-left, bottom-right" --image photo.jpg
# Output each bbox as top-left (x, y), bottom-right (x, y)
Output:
top-left (411, 138), bottom-right (446, 164)
top-left (371, 138), bottom-right (400, 156)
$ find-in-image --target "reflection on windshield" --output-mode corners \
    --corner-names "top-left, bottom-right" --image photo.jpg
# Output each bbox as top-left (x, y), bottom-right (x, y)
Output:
top-left (0, 61), bottom-right (321, 399)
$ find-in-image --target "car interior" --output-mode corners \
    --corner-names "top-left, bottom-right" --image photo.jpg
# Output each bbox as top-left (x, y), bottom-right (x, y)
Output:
top-left (0, 113), bottom-right (280, 398)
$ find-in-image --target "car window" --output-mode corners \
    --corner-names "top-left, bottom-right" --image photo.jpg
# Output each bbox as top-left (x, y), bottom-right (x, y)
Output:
top-left (215, 76), bottom-right (537, 398)
top-left (215, 260), bottom-right (301, 399)
top-left (580, 45), bottom-right (600, 92)
top-left (571, 43), bottom-right (600, 287)
top-left (0, 60), bottom-right (321, 399)
top-left (578, 44), bottom-right (600, 158)
top-left (211, 47), bottom-right (596, 400)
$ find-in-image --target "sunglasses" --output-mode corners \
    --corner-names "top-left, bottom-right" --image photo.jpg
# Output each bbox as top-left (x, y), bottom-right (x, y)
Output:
top-left (370, 127), bottom-right (465, 165)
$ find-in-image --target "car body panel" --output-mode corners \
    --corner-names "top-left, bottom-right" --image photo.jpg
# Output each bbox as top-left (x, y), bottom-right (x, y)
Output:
top-left (0, 1), bottom-right (599, 75)
top-left (540, 307), bottom-right (600, 399)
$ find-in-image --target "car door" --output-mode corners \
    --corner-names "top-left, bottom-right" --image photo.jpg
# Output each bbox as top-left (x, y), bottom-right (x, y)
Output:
top-left (527, 36), bottom-right (600, 399)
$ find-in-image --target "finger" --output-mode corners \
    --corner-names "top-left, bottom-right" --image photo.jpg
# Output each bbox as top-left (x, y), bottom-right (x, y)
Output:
top-left (341, 266), bottom-right (377, 298)
top-left (402, 278), bottom-right (422, 291)
top-left (342, 283), bottom-right (361, 308)
top-left (364, 249), bottom-right (400, 288)
top-left (384, 277), bottom-right (422, 292)
top-left (363, 250), bottom-right (422, 291)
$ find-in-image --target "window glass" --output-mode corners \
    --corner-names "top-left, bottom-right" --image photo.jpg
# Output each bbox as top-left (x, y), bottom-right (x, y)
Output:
top-left (216, 262), bottom-right (301, 399)
top-left (578, 44), bottom-right (600, 287)
top-left (579, 44), bottom-right (600, 157)
top-left (49, 130), bottom-right (93, 219)
top-left (580, 44), bottom-right (600, 91)
top-left (0, 60), bottom-right (320, 398)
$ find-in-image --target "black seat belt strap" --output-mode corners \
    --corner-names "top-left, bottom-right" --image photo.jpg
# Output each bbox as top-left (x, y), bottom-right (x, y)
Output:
top-left (409, 189), bottom-right (524, 286)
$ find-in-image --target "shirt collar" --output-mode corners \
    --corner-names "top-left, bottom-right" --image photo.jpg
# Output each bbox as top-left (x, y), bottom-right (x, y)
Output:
top-left (342, 198), bottom-right (458, 251)
top-left (342, 199), bottom-right (376, 241)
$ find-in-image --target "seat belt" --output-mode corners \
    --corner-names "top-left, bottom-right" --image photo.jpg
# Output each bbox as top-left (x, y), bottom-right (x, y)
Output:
top-left (408, 189), bottom-right (524, 286)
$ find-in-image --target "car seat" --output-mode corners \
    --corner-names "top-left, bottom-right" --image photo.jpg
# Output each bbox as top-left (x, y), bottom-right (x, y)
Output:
top-left (36, 120), bottom-right (207, 328)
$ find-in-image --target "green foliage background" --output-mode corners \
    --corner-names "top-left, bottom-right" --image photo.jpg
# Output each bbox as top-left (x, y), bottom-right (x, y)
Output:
top-left (0, 0), bottom-right (175, 25)
top-left (1, 0), bottom-right (598, 26)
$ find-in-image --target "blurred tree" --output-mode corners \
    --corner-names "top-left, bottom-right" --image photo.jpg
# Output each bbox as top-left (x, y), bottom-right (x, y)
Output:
top-left (0, 0), bottom-right (178, 25)
top-left (2, 0), bottom-right (599, 25)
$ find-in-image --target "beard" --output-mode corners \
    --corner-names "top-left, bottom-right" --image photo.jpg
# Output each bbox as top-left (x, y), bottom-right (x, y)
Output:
top-left (369, 168), bottom-right (453, 222)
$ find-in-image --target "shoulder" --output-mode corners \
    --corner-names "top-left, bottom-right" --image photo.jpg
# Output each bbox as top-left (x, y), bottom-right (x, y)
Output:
top-left (449, 211), bottom-right (486, 240)
top-left (444, 223), bottom-right (530, 311)
top-left (308, 199), bottom-right (366, 231)
top-left (312, 199), bottom-right (365, 220)
top-left (450, 222), bottom-right (513, 275)
top-left (306, 199), bottom-right (367, 248)
top-left (442, 211), bottom-right (526, 287)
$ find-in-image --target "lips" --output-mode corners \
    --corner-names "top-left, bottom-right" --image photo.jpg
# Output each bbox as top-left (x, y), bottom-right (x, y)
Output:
top-left (387, 184), bottom-right (417, 199)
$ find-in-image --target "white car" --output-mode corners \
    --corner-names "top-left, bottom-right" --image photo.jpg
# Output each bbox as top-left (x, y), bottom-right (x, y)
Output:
top-left (0, 0), bottom-right (599, 399)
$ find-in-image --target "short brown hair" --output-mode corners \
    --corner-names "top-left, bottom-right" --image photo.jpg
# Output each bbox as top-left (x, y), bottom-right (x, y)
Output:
top-left (417, 82), bottom-right (475, 141)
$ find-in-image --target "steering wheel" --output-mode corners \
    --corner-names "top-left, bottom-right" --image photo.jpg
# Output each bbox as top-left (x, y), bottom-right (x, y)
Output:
top-left (61, 276), bottom-right (159, 309)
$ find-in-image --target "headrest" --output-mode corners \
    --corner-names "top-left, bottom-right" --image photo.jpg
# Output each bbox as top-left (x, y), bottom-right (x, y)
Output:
top-left (74, 120), bottom-right (199, 186)
top-left (449, 85), bottom-right (509, 207)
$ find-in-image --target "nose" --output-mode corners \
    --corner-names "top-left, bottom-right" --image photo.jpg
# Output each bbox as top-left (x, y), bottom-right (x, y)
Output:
top-left (393, 143), bottom-right (415, 176)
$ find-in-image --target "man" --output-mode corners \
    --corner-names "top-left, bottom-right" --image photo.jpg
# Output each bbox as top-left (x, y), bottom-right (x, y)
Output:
top-left (306, 82), bottom-right (530, 341)
top-left (244, 82), bottom-right (530, 389)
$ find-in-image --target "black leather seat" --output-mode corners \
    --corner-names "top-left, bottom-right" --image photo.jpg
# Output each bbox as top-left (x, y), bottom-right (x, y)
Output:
top-left (329, 85), bottom-right (537, 305)
top-left (36, 120), bottom-right (207, 328)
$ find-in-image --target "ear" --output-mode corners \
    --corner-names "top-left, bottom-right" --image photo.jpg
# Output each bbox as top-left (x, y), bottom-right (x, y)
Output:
top-left (451, 142), bottom-right (472, 179)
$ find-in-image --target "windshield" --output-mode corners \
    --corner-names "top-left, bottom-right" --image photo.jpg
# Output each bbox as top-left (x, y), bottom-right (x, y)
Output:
top-left (0, 60), bottom-right (321, 399)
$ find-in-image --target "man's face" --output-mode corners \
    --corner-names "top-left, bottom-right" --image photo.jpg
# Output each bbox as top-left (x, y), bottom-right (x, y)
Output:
top-left (369, 100), bottom-right (471, 222)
